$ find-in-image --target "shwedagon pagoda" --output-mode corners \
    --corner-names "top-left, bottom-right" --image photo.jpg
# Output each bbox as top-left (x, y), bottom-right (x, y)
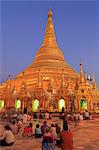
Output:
top-left (0, 10), bottom-right (99, 112)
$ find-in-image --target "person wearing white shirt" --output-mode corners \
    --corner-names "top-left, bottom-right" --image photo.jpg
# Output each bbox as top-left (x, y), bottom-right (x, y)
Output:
top-left (0, 125), bottom-right (14, 146)
top-left (84, 110), bottom-right (89, 120)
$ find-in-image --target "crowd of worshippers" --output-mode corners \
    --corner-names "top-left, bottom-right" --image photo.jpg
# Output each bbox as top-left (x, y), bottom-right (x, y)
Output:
top-left (0, 119), bottom-right (73, 150)
top-left (0, 110), bottom-right (93, 149)
top-left (0, 109), bottom-right (93, 123)
top-left (33, 110), bottom-right (93, 121)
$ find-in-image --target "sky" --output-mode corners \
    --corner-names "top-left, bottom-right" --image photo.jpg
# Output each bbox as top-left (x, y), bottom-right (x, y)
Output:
top-left (0, 0), bottom-right (99, 88)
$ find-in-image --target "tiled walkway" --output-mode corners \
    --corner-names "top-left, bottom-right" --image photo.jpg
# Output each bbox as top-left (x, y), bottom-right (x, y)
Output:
top-left (0, 118), bottom-right (99, 150)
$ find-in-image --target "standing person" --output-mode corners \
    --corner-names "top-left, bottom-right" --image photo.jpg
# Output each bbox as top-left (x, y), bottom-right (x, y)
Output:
top-left (62, 107), bottom-right (65, 113)
top-left (63, 120), bottom-right (70, 131)
top-left (60, 125), bottom-right (73, 150)
top-left (0, 125), bottom-right (14, 146)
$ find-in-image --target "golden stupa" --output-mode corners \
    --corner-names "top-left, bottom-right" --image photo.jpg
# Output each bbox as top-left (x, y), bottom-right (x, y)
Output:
top-left (0, 10), bottom-right (99, 112)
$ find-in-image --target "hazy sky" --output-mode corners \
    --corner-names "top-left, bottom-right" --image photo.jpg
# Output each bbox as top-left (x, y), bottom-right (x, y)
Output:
top-left (1, 0), bottom-right (99, 87)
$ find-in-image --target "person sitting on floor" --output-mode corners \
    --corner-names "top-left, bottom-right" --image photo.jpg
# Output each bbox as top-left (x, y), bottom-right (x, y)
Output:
top-left (50, 124), bottom-right (57, 140)
top-left (23, 123), bottom-right (33, 137)
top-left (55, 123), bottom-right (61, 137)
top-left (33, 113), bottom-right (38, 119)
top-left (10, 121), bottom-right (18, 134)
top-left (41, 121), bottom-right (48, 135)
top-left (28, 123), bottom-right (33, 136)
top-left (42, 127), bottom-right (56, 150)
top-left (39, 113), bottom-right (43, 119)
top-left (0, 125), bottom-right (14, 146)
top-left (35, 124), bottom-right (42, 138)
top-left (84, 110), bottom-right (89, 120)
top-left (16, 119), bottom-right (22, 134)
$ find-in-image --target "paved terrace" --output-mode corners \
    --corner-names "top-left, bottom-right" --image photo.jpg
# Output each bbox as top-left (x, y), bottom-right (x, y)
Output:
top-left (0, 118), bottom-right (99, 150)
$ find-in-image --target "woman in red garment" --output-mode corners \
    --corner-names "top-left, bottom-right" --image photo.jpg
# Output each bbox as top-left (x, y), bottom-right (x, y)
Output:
top-left (60, 124), bottom-right (73, 150)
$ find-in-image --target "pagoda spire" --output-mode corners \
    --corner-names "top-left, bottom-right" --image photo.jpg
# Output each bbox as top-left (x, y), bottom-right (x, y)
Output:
top-left (42, 10), bottom-right (58, 48)
top-left (80, 63), bottom-right (83, 83)
top-left (83, 71), bottom-right (87, 83)
top-left (92, 73), bottom-right (96, 89)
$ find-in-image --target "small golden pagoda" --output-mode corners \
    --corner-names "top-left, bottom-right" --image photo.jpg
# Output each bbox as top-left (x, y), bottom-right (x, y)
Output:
top-left (0, 10), bottom-right (99, 112)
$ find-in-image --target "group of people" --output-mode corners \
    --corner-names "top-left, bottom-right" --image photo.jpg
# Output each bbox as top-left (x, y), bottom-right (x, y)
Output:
top-left (0, 109), bottom-right (93, 150)
top-left (61, 110), bottom-right (93, 121)
top-left (0, 118), bottom-right (73, 150)
top-left (41, 121), bottom-right (73, 150)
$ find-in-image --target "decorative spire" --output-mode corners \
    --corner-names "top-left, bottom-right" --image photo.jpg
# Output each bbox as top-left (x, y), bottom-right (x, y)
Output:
top-left (42, 10), bottom-right (58, 47)
top-left (92, 73), bottom-right (96, 89)
top-left (92, 74), bottom-right (95, 82)
top-left (80, 64), bottom-right (83, 75)
top-left (84, 71), bottom-right (87, 83)
top-left (75, 78), bottom-right (79, 90)
top-left (80, 64), bottom-right (83, 83)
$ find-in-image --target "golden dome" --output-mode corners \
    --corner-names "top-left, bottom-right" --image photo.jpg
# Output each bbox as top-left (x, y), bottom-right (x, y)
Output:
top-left (23, 10), bottom-right (78, 78)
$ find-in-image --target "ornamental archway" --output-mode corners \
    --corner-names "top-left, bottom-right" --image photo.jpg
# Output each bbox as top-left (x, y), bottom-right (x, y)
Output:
top-left (58, 98), bottom-right (66, 111)
top-left (0, 99), bottom-right (4, 111)
top-left (32, 99), bottom-right (39, 112)
top-left (80, 99), bottom-right (88, 111)
top-left (15, 99), bottom-right (21, 110)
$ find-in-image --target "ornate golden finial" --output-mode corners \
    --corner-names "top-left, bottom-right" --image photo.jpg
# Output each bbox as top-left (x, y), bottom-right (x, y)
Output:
top-left (80, 64), bottom-right (83, 76)
top-left (48, 10), bottom-right (53, 18)
top-left (80, 63), bottom-right (84, 83)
